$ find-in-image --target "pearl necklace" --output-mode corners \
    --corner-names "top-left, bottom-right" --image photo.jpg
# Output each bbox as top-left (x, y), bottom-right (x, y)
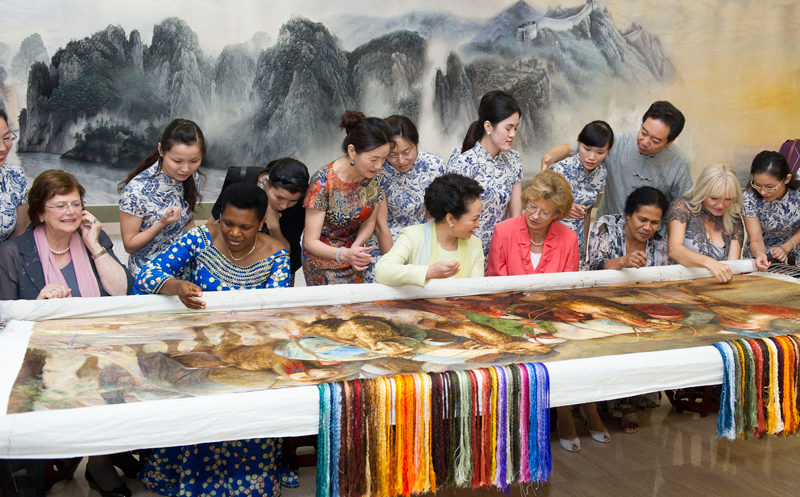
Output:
top-left (529, 238), bottom-right (544, 246)
top-left (50, 246), bottom-right (70, 255)
top-left (228, 238), bottom-right (257, 262)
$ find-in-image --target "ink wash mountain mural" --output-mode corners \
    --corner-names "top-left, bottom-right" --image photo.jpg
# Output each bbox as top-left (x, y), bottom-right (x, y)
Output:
top-left (0, 1), bottom-right (671, 172)
top-left (1, 0), bottom-right (798, 194)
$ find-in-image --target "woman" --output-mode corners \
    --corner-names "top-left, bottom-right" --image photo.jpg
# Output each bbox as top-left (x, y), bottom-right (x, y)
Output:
top-left (587, 186), bottom-right (670, 434)
top-left (0, 170), bottom-right (135, 497)
top-left (488, 171), bottom-right (605, 452)
top-left (364, 115), bottom-right (446, 282)
top-left (135, 182), bottom-right (290, 308)
top-left (303, 110), bottom-right (393, 286)
top-left (210, 158), bottom-right (309, 281)
top-left (119, 119), bottom-right (205, 278)
top-left (0, 109), bottom-right (28, 243)
top-left (742, 151), bottom-right (800, 270)
top-left (448, 90), bottom-right (523, 259)
top-left (134, 182), bottom-right (296, 497)
top-left (666, 162), bottom-right (744, 283)
top-left (381, 115), bottom-right (446, 241)
top-left (375, 173), bottom-right (484, 286)
top-left (587, 186), bottom-right (670, 271)
top-left (487, 170), bottom-right (579, 276)
top-left (550, 120), bottom-right (614, 257)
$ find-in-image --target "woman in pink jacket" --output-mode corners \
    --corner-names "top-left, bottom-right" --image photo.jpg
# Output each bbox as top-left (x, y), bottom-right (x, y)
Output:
top-left (487, 170), bottom-right (580, 276)
top-left (488, 170), bottom-right (607, 452)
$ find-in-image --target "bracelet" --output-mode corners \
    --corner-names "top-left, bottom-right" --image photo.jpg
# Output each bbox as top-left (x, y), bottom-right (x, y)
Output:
top-left (335, 247), bottom-right (344, 263)
top-left (789, 239), bottom-right (797, 251)
top-left (92, 248), bottom-right (108, 260)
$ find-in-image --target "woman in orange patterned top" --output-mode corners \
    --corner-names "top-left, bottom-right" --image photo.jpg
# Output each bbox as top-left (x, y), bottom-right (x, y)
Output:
top-left (303, 111), bottom-right (393, 285)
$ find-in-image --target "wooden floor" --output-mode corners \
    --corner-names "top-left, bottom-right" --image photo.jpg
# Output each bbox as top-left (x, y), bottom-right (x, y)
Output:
top-left (47, 401), bottom-right (800, 497)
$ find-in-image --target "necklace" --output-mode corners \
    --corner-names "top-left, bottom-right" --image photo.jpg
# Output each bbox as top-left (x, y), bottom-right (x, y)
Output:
top-left (228, 238), bottom-right (257, 261)
top-left (50, 246), bottom-right (70, 255)
top-left (529, 238), bottom-right (544, 246)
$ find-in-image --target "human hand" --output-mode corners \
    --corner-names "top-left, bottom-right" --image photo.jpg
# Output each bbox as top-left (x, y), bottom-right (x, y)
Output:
top-left (705, 259), bottom-right (733, 283)
top-left (342, 245), bottom-right (374, 271)
top-left (80, 210), bottom-right (102, 248)
top-left (159, 206), bottom-right (182, 227)
top-left (568, 203), bottom-right (586, 220)
top-left (426, 260), bottom-right (460, 280)
top-left (623, 250), bottom-right (648, 268)
top-left (541, 154), bottom-right (554, 171)
top-left (36, 284), bottom-right (72, 300)
top-left (754, 253), bottom-right (771, 271)
top-left (177, 281), bottom-right (206, 310)
top-left (769, 246), bottom-right (788, 262)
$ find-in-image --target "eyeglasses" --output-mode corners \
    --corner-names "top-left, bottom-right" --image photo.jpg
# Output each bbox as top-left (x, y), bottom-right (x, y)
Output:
top-left (45, 201), bottom-right (83, 213)
top-left (2, 132), bottom-right (17, 147)
top-left (387, 147), bottom-right (417, 160)
top-left (749, 180), bottom-right (785, 193)
top-left (525, 204), bottom-right (553, 219)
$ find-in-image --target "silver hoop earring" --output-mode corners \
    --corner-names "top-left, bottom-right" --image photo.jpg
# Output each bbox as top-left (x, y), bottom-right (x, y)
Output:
top-left (350, 160), bottom-right (355, 166)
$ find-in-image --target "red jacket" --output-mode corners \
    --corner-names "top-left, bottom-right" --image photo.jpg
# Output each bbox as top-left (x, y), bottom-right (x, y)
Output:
top-left (487, 215), bottom-right (580, 276)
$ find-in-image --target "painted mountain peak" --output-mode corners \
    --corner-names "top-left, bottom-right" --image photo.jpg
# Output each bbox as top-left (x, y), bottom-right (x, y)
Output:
top-left (6, 0), bottom-right (674, 168)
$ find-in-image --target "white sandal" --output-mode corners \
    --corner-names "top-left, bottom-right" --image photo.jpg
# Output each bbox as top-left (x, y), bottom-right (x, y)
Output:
top-left (579, 405), bottom-right (611, 443)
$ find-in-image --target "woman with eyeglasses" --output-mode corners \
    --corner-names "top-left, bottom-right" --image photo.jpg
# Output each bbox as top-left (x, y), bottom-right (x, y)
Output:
top-left (364, 115), bottom-right (446, 281)
top-left (0, 109), bottom-right (28, 243)
top-left (666, 162), bottom-right (744, 283)
top-left (0, 170), bottom-right (135, 497)
top-left (210, 158), bottom-right (309, 282)
top-left (118, 119), bottom-right (206, 278)
top-left (487, 171), bottom-right (605, 452)
top-left (487, 170), bottom-right (580, 277)
top-left (742, 151), bottom-right (800, 270)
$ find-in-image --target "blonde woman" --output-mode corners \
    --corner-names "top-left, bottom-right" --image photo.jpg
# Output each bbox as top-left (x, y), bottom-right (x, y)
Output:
top-left (665, 163), bottom-right (744, 283)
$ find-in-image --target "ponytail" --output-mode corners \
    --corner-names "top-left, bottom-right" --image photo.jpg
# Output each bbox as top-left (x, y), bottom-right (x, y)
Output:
top-left (461, 121), bottom-right (485, 154)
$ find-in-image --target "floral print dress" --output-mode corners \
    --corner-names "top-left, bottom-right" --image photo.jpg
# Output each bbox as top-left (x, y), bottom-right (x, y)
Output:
top-left (741, 188), bottom-right (800, 259)
top-left (135, 225), bottom-right (295, 497)
top-left (665, 197), bottom-right (744, 261)
top-left (587, 214), bottom-right (669, 271)
top-left (364, 151), bottom-right (446, 282)
top-left (303, 162), bottom-right (385, 285)
top-left (447, 142), bottom-right (523, 259)
top-left (119, 163), bottom-right (197, 278)
top-left (551, 154), bottom-right (608, 258)
top-left (133, 225), bottom-right (290, 294)
top-left (0, 163), bottom-right (28, 243)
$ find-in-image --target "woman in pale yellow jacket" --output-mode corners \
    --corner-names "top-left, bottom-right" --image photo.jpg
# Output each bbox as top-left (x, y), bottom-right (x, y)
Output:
top-left (376, 173), bottom-right (485, 286)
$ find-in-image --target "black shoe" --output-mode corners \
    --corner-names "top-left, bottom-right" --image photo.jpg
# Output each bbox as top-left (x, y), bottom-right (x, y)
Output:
top-left (84, 467), bottom-right (132, 497)
top-left (111, 451), bottom-right (146, 479)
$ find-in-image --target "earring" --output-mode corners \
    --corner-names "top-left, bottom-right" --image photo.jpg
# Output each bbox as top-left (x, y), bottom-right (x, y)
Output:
top-left (449, 223), bottom-right (454, 228)
top-left (350, 160), bottom-right (355, 166)
top-left (487, 131), bottom-right (491, 135)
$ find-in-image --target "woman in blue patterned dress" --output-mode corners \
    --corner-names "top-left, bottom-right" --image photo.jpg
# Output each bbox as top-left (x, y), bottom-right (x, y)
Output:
top-left (742, 151), bottom-right (800, 271)
top-left (447, 90), bottom-right (523, 259)
top-left (134, 182), bottom-right (290, 307)
top-left (119, 119), bottom-right (205, 278)
top-left (364, 115), bottom-right (446, 281)
top-left (303, 110), bottom-right (393, 286)
top-left (550, 121), bottom-right (614, 258)
top-left (0, 109), bottom-right (28, 243)
top-left (134, 182), bottom-right (296, 497)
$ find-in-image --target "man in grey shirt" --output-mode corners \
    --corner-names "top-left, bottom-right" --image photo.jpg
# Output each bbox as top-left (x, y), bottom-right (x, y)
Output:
top-left (541, 101), bottom-right (692, 217)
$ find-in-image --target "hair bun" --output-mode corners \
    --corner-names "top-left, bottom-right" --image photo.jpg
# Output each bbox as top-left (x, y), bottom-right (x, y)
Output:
top-left (339, 110), bottom-right (366, 133)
